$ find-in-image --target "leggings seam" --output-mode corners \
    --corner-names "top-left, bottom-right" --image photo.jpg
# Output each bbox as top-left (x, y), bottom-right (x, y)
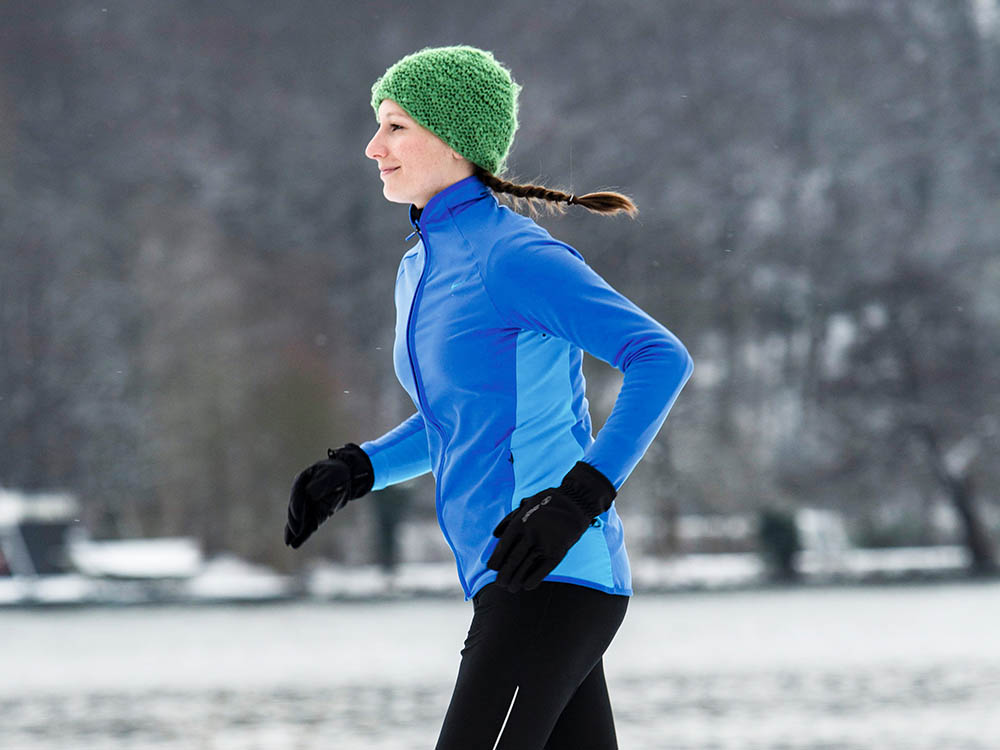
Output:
top-left (492, 685), bottom-right (520, 750)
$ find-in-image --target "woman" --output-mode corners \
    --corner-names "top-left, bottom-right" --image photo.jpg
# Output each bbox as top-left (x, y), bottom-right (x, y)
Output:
top-left (285, 46), bottom-right (693, 749)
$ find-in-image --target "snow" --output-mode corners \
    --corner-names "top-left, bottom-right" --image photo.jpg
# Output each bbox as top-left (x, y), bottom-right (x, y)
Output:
top-left (0, 575), bottom-right (98, 605)
top-left (306, 561), bottom-right (459, 599)
top-left (2, 587), bottom-right (998, 750)
top-left (0, 488), bottom-right (79, 526)
top-left (67, 536), bottom-right (202, 579)
top-left (181, 554), bottom-right (292, 602)
top-left (632, 553), bottom-right (764, 589)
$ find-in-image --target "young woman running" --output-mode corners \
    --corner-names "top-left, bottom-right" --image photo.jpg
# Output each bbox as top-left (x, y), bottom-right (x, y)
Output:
top-left (284, 45), bottom-right (693, 749)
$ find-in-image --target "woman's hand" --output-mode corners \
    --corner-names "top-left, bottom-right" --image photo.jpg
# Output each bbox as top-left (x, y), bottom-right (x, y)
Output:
top-left (486, 461), bottom-right (616, 592)
top-left (284, 443), bottom-right (374, 549)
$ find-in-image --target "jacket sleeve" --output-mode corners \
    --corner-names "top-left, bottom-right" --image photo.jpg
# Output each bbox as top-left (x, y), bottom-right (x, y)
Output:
top-left (360, 412), bottom-right (432, 491)
top-left (483, 238), bottom-right (693, 490)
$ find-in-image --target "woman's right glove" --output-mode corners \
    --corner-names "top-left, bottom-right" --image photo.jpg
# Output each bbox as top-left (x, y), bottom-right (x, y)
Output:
top-left (284, 443), bottom-right (374, 549)
top-left (486, 461), bottom-right (616, 592)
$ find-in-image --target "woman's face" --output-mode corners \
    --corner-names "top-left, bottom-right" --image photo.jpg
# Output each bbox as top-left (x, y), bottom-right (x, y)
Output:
top-left (365, 99), bottom-right (474, 208)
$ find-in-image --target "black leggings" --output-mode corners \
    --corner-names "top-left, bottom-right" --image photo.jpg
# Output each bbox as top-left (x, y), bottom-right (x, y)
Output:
top-left (435, 581), bottom-right (629, 750)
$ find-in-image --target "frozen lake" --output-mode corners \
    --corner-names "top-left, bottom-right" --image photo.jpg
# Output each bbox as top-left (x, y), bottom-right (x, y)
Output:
top-left (2, 581), bottom-right (999, 749)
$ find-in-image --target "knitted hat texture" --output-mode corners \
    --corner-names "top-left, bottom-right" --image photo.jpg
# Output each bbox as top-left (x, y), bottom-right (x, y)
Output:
top-left (371, 45), bottom-right (520, 175)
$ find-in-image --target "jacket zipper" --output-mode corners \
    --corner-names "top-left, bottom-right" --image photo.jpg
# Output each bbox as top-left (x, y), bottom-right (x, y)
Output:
top-left (405, 218), bottom-right (472, 597)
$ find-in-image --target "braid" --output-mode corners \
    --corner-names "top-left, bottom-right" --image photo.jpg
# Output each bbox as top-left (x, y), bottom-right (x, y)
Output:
top-left (474, 166), bottom-right (637, 218)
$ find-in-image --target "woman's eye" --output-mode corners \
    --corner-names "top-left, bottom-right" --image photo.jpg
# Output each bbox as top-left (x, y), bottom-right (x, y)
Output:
top-left (389, 123), bottom-right (403, 132)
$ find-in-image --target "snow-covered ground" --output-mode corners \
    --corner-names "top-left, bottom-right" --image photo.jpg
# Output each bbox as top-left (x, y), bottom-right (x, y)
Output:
top-left (2, 581), bottom-right (998, 749)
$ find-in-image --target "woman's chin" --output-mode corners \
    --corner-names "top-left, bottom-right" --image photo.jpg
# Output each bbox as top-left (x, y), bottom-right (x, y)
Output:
top-left (382, 186), bottom-right (412, 205)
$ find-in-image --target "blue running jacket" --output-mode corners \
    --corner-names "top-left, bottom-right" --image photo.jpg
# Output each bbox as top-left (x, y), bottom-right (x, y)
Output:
top-left (360, 175), bottom-right (693, 599)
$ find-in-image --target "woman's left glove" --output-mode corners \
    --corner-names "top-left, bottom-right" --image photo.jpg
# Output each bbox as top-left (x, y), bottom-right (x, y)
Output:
top-left (284, 443), bottom-right (374, 549)
top-left (486, 461), bottom-right (616, 592)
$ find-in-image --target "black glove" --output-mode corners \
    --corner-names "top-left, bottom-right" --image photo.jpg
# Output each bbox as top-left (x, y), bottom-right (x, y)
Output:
top-left (486, 461), bottom-right (616, 592)
top-left (284, 443), bottom-right (374, 549)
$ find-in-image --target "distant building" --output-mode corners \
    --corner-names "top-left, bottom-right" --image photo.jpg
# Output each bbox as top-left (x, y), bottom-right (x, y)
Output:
top-left (0, 488), bottom-right (80, 576)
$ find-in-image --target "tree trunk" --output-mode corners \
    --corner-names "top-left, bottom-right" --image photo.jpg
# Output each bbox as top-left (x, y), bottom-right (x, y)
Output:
top-left (948, 473), bottom-right (996, 575)
top-left (918, 425), bottom-right (996, 575)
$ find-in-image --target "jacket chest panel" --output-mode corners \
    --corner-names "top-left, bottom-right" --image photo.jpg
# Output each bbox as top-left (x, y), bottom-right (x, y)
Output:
top-left (394, 246), bottom-right (518, 424)
top-left (413, 265), bottom-right (517, 407)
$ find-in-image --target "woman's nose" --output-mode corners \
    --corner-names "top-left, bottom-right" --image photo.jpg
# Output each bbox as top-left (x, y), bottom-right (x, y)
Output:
top-left (365, 131), bottom-right (385, 160)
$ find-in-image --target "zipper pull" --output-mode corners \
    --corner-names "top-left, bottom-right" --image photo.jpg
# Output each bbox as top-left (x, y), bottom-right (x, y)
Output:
top-left (406, 206), bottom-right (422, 242)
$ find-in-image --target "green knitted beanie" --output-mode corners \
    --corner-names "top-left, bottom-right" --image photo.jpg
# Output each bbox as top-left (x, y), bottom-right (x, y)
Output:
top-left (371, 45), bottom-right (520, 175)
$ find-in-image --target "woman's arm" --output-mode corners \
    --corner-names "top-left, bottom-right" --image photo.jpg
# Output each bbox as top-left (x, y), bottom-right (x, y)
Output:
top-left (484, 238), bottom-right (693, 489)
top-left (360, 412), bottom-right (433, 490)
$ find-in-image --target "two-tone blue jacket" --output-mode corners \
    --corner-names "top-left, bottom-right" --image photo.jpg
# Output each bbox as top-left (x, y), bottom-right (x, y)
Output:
top-left (360, 175), bottom-right (693, 599)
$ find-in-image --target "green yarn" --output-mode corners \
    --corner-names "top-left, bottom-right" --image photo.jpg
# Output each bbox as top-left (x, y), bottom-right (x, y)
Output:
top-left (371, 45), bottom-right (521, 175)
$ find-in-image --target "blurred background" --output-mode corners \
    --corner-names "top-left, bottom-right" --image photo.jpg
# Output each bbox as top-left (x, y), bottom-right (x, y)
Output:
top-left (2, 1), bottom-right (999, 748)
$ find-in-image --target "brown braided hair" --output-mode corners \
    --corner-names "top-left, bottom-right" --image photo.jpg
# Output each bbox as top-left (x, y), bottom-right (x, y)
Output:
top-left (473, 166), bottom-right (638, 218)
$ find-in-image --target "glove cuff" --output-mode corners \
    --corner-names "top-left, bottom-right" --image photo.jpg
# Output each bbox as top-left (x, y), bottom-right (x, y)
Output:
top-left (330, 443), bottom-right (375, 500)
top-left (561, 461), bottom-right (617, 519)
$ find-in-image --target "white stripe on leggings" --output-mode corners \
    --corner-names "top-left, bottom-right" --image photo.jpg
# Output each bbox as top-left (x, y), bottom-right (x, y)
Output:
top-left (492, 685), bottom-right (520, 750)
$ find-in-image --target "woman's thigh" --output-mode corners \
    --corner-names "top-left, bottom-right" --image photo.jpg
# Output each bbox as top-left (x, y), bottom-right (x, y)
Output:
top-left (435, 582), bottom-right (628, 750)
top-left (544, 658), bottom-right (618, 750)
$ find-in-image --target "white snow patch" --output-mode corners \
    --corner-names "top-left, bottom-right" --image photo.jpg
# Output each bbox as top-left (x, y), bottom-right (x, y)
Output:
top-left (306, 561), bottom-right (460, 599)
top-left (182, 554), bottom-right (292, 601)
top-left (68, 537), bottom-right (202, 579)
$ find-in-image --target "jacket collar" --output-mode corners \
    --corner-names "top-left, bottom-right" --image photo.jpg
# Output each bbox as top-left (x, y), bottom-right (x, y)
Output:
top-left (409, 174), bottom-right (492, 232)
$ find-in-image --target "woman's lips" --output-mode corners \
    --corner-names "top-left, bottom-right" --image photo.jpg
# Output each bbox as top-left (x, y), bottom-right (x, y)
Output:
top-left (380, 167), bottom-right (399, 178)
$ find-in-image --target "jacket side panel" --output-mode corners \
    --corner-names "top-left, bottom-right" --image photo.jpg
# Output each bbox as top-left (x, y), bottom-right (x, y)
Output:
top-left (508, 330), bottom-right (580, 497)
top-left (506, 329), bottom-right (617, 591)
